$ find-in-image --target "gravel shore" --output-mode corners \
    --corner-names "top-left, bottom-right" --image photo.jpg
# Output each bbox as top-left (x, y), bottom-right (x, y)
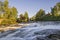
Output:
top-left (0, 23), bottom-right (30, 32)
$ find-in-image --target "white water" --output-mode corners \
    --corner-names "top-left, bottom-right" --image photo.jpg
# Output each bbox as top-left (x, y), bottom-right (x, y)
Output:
top-left (0, 21), bottom-right (60, 40)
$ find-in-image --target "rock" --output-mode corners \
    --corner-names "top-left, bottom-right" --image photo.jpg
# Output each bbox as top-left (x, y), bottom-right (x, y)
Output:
top-left (34, 29), bottom-right (60, 40)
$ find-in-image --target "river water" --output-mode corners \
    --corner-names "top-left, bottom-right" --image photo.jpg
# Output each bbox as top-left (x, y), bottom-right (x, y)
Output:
top-left (0, 21), bottom-right (60, 40)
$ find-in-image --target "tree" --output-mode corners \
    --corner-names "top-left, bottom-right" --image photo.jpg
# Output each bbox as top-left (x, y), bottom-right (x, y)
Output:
top-left (11, 7), bottom-right (18, 20)
top-left (24, 12), bottom-right (29, 22)
top-left (18, 12), bottom-right (29, 23)
top-left (4, 0), bottom-right (8, 7)
top-left (0, 0), bottom-right (18, 25)
top-left (56, 2), bottom-right (60, 11)
top-left (0, 1), bottom-right (4, 18)
top-left (19, 14), bottom-right (25, 22)
top-left (30, 16), bottom-right (35, 21)
top-left (35, 9), bottom-right (45, 21)
top-left (51, 2), bottom-right (60, 16)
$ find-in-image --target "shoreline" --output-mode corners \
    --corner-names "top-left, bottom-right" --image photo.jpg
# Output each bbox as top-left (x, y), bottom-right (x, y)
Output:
top-left (0, 23), bottom-right (30, 32)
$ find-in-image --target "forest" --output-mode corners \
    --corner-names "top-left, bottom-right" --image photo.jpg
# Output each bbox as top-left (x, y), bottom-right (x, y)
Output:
top-left (0, 0), bottom-right (60, 25)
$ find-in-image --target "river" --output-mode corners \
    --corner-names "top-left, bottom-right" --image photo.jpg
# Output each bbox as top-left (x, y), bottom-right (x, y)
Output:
top-left (0, 21), bottom-right (60, 40)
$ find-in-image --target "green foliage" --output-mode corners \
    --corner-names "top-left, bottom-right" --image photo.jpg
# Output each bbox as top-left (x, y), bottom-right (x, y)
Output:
top-left (4, 0), bottom-right (8, 7)
top-left (0, 0), bottom-right (60, 24)
top-left (1, 19), bottom-right (10, 25)
top-left (17, 12), bottom-right (29, 23)
top-left (24, 12), bottom-right (29, 22)
top-left (19, 14), bottom-right (25, 22)
top-left (11, 7), bottom-right (18, 19)
top-left (51, 2), bottom-right (60, 16)
top-left (0, 0), bottom-right (18, 25)
top-left (24, 12), bottom-right (28, 19)
top-left (1, 19), bottom-right (17, 25)
top-left (34, 2), bottom-right (60, 21)
top-left (35, 9), bottom-right (45, 21)
top-left (30, 16), bottom-right (35, 21)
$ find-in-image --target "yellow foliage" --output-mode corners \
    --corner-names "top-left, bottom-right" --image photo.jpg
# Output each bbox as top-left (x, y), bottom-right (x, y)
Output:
top-left (0, 19), bottom-right (4, 24)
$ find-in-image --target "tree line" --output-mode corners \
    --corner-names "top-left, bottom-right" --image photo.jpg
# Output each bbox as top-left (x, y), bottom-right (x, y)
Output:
top-left (0, 0), bottom-right (18, 25)
top-left (0, 0), bottom-right (60, 25)
top-left (31, 2), bottom-right (60, 21)
top-left (17, 12), bottom-right (29, 23)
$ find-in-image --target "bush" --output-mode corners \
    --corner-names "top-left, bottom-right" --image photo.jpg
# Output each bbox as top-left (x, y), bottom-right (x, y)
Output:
top-left (1, 19), bottom-right (16, 25)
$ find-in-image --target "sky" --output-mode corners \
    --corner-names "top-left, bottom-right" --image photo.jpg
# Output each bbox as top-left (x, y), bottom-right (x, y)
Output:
top-left (1, 0), bottom-right (60, 17)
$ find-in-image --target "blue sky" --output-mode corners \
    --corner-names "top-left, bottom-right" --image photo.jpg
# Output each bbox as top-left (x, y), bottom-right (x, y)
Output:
top-left (1, 0), bottom-right (60, 17)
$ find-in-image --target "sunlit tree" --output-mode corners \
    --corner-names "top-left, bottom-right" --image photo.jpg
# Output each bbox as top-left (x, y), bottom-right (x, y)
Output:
top-left (24, 12), bottom-right (29, 22)
top-left (35, 9), bottom-right (45, 21)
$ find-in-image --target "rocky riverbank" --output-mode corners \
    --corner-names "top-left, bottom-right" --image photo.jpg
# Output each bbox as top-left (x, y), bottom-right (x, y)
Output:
top-left (0, 23), bottom-right (30, 32)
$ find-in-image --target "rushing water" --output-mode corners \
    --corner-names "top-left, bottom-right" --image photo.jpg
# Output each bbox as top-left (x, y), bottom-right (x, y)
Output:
top-left (0, 21), bottom-right (60, 40)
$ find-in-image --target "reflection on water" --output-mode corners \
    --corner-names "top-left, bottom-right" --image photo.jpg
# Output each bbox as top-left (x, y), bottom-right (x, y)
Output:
top-left (0, 21), bottom-right (60, 40)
